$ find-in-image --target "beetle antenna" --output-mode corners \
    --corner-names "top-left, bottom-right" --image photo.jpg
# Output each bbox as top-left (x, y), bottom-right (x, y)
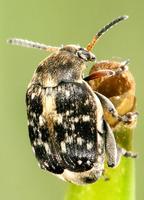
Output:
top-left (7, 38), bottom-right (60, 52)
top-left (86, 15), bottom-right (128, 51)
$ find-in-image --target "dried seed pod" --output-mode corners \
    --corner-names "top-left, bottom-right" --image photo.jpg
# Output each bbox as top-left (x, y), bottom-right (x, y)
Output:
top-left (88, 60), bottom-right (136, 128)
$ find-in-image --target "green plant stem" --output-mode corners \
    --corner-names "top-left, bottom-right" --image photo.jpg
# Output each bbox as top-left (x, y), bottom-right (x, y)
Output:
top-left (65, 126), bottom-right (135, 200)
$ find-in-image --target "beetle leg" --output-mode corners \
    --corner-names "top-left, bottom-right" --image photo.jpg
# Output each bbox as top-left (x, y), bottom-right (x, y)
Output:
top-left (103, 120), bottom-right (118, 167)
top-left (102, 169), bottom-right (110, 181)
top-left (84, 60), bottom-right (129, 81)
top-left (84, 69), bottom-right (116, 81)
top-left (95, 92), bottom-right (138, 123)
top-left (116, 146), bottom-right (137, 165)
top-left (104, 120), bottom-right (137, 167)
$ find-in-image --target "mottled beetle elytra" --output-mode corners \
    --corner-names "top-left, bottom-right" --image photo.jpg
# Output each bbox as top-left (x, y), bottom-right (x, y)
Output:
top-left (8, 15), bottom-right (138, 185)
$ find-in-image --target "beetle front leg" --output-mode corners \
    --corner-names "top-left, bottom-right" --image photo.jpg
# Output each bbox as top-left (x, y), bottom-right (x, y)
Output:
top-left (84, 60), bottom-right (129, 81)
top-left (95, 92), bottom-right (138, 124)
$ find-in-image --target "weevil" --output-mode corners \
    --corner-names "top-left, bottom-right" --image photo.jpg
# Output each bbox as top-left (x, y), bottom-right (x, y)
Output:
top-left (8, 15), bottom-right (137, 185)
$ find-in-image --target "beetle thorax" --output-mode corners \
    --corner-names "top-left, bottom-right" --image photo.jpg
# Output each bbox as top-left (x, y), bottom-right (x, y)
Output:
top-left (32, 49), bottom-right (86, 87)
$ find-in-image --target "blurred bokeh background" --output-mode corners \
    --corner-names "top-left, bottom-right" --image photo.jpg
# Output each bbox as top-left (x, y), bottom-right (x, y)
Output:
top-left (0, 0), bottom-right (143, 199)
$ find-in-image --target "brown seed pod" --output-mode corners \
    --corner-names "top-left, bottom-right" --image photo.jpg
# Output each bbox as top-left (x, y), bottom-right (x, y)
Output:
top-left (88, 60), bottom-right (136, 128)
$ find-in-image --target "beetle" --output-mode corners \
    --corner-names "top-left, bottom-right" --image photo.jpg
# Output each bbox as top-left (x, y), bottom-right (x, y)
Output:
top-left (8, 15), bottom-right (137, 185)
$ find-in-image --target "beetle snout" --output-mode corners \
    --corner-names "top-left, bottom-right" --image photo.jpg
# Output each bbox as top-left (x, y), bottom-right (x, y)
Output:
top-left (77, 49), bottom-right (96, 62)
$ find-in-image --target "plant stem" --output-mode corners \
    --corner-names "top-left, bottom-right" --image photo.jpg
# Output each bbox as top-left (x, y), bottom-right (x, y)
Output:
top-left (65, 126), bottom-right (135, 200)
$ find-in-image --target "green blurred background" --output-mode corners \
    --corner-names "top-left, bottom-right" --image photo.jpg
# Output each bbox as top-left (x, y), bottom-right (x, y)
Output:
top-left (0, 0), bottom-right (143, 199)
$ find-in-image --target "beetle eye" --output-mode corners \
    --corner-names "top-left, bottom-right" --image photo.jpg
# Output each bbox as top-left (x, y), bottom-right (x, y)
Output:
top-left (77, 48), bottom-right (96, 62)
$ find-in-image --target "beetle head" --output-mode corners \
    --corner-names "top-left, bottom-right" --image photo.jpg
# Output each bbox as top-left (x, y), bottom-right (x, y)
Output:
top-left (60, 45), bottom-right (96, 62)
